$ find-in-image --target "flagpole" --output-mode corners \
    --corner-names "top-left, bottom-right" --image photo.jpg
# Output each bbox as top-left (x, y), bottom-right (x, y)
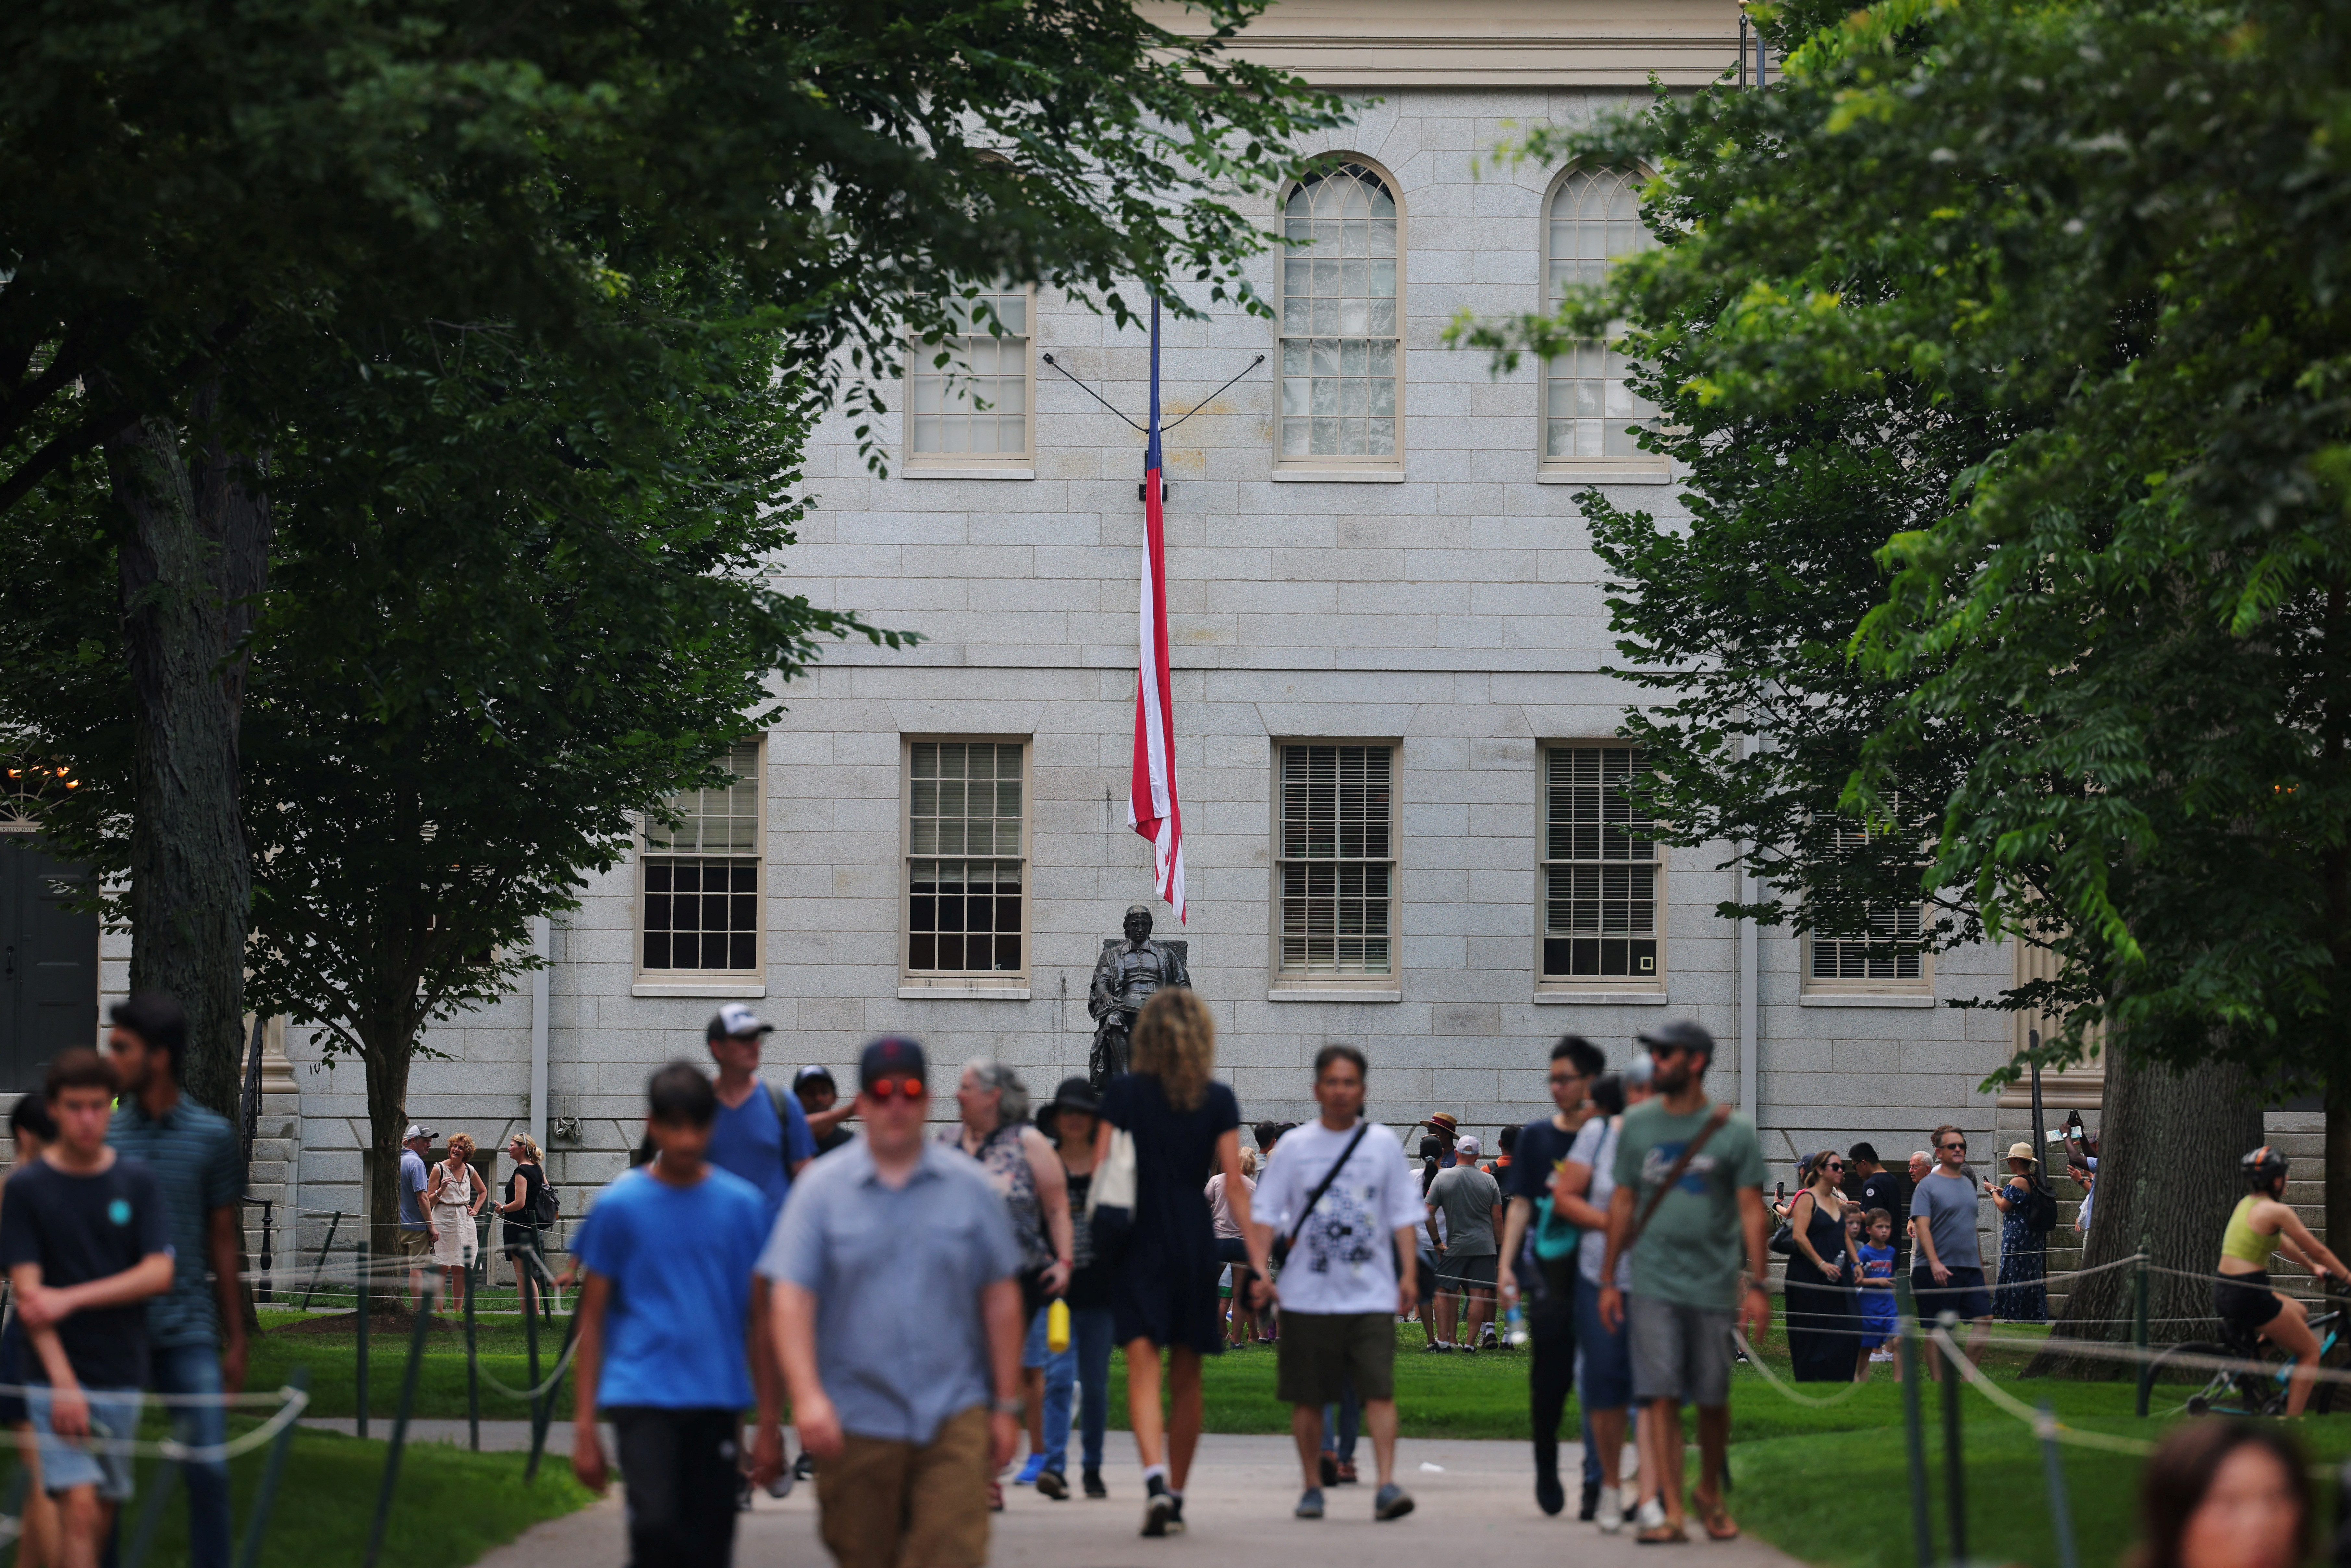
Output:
top-left (1128, 295), bottom-right (1186, 922)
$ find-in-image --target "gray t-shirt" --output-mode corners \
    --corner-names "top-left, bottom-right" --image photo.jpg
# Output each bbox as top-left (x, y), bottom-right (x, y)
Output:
top-left (1427, 1162), bottom-right (1501, 1258)
top-left (1909, 1169), bottom-right (1982, 1271)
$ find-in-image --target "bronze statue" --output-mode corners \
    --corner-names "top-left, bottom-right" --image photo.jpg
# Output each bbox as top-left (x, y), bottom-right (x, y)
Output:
top-left (1088, 904), bottom-right (1190, 1089)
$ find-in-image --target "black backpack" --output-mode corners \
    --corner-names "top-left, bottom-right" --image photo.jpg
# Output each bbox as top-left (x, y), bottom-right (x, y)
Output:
top-left (530, 1165), bottom-right (560, 1227)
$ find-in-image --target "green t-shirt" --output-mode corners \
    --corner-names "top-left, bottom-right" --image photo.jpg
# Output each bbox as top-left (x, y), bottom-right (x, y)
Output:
top-left (1609, 1097), bottom-right (1767, 1311)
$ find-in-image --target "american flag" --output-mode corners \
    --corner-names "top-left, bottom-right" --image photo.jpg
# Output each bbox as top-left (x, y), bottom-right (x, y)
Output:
top-left (1129, 297), bottom-right (1186, 921)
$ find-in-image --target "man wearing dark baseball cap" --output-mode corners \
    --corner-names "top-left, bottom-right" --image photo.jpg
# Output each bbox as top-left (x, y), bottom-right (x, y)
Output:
top-left (765, 1037), bottom-right (1027, 1568)
top-left (1598, 1020), bottom-right (1768, 1544)
top-left (703, 1002), bottom-right (817, 1505)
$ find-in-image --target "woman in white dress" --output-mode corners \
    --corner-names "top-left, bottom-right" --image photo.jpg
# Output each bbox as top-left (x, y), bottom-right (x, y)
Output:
top-left (424, 1132), bottom-right (486, 1309)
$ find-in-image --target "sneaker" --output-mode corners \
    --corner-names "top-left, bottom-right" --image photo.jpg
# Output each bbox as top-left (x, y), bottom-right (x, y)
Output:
top-left (1037, 1468), bottom-right (1069, 1501)
top-left (1015, 1454), bottom-right (1047, 1487)
top-left (1168, 1494), bottom-right (1188, 1535)
top-left (737, 1473), bottom-right (755, 1513)
top-left (793, 1450), bottom-right (817, 1481)
top-left (1635, 1497), bottom-right (1669, 1533)
top-left (1084, 1467), bottom-right (1108, 1499)
top-left (1336, 1460), bottom-right (1360, 1485)
top-left (1422, 1340), bottom-right (1446, 1353)
top-left (1375, 1482), bottom-right (1416, 1521)
top-left (1143, 1476), bottom-right (1175, 1537)
top-left (1598, 1485), bottom-right (1627, 1534)
top-left (1296, 1488), bottom-right (1326, 1519)
top-left (1579, 1479), bottom-right (1600, 1521)
top-left (1459, 1341), bottom-right (1477, 1355)
top-left (1536, 1470), bottom-right (1565, 1516)
top-left (1320, 1453), bottom-right (1339, 1487)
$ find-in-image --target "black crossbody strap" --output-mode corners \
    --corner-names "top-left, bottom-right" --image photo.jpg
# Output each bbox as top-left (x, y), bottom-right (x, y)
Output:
top-left (1284, 1121), bottom-right (1375, 1256)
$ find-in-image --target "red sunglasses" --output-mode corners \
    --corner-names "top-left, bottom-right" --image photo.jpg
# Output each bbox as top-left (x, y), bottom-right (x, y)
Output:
top-left (865, 1076), bottom-right (925, 1102)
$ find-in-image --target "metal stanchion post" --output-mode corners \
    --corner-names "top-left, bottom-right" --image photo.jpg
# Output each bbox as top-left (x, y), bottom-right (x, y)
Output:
top-left (523, 1270), bottom-right (542, 1444)
top-left (2134, 1255), bottom-right (2151, 1417)
top-left (363, 1284), bottom-right (438, 1568)
top-left (2037, 1402), bottom-right (2080, 1568)
top-left (526, 1307), bottom-right (584, 1485)
top-left (465, 1267), bottom-right (480, 1452)
top-left (1897, 1275), bottom-right (1933, 1568)
top-left (299, 1210), bottom-right (342, 1312)
top-left (258, 1197), bottom-right (274, 1303)
top-left (356, 1237), bottom-right (370, 1441)
top-left (1938, 1311), bottom-right (1966, 1566)
top-left (233, 1367), bottom-right (312, 1568)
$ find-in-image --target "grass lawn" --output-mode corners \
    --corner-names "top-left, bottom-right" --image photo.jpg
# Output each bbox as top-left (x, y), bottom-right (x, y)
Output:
top-left (0, 1421), bottom-right (594, 1568)
top-left (252, 1306), bottom-right (2351, 1568)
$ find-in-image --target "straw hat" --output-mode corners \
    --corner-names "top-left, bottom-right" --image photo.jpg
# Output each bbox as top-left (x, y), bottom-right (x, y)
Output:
top-left (2005, 1141), bottom-right (2039, 1165)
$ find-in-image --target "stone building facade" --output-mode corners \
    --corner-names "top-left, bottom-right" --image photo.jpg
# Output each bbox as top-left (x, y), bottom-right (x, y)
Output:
top-left (30, 4), bottom-right (2170, 1285)
top-left (239, 0), bottom-right (2055, 1273)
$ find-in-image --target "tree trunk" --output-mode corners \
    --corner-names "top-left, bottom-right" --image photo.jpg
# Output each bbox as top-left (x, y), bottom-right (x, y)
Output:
top-left (104, 383), bottom-right (270, 1117)
top-left (2026, 1039), bottom-right (2262, 1377)
top-left (363, 1024), bottom-right (418, 1284)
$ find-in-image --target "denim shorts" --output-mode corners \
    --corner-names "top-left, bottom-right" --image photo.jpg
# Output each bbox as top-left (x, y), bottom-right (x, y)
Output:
top-left (27, 1385), bottom-right (143, 1501)
top-left (1573, 1272), bottom-right (1634, 1410)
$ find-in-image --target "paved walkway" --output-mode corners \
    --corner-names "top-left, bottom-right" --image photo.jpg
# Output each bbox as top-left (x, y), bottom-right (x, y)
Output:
top-left (442, 1428), bottom-right (1805, 1568)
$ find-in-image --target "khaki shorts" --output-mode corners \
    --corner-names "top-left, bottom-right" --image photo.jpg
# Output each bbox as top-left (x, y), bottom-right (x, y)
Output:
top-left (816, 1405), bottom-right (992, 1568)
top-left (397, 1230), bottom-right (434, 1262)
top-left (1276, 1310), bottom-right (1396, 1407)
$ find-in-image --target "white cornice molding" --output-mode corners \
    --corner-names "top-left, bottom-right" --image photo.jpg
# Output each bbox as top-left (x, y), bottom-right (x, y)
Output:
top-left (1145, 0), bottom-right (1742, 87)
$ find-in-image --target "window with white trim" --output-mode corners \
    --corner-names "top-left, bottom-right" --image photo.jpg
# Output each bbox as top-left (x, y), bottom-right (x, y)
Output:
top-left (906, 286), bottom-right (1033, 465)
top-left (1805, 814), bottom-right (1930, 993)
top-left (903, 740), bottom-right (1029, 981)
top-left (1540, 745), bottom-right (1663, 987)
top-left (1544, 168), bottom-right (1659, 466)
top-left (1279, 163), bottom-right (1402, 467)
top-left (640, 740), bottom-right (763, 974)
top-left (1274, 743), bottom-right (1396, 981)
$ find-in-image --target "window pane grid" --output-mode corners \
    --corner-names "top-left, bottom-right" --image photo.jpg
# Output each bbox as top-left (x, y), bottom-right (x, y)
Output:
top-left (909, 288), bottom-right (1031, 459)
top-left (907, 741), bottom-right (1026, 976)
top-left (642, 741), bottom-right (761, 973)
top-left (1810, 813), bottom-right (1925, 982)
top-left (1280, 165), bottom-right (1400, 460)
top-left (1545, 169), bottom-right (1658, 461)
top-left (1278, 744), bottom-right (1393, 975)
top-left (1541, 745), bottom-right (1659, 981)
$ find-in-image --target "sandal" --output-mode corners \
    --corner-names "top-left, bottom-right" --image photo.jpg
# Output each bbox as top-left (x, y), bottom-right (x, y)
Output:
top-left (1636, 1524), bottom-right (1689, 1545)
top-left (989, 1481), bottom-right (1005, 1513)
top-left (1697, 1499), bottom-right (1739, 1541)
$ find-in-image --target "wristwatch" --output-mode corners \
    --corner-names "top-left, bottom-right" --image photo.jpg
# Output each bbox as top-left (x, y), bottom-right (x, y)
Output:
top-left (991, 1396), bottom-right (1025, 1419)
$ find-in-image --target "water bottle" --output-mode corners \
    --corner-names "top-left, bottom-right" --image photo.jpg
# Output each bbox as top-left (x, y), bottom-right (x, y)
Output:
top-left (1047, 1297), bottom-right (1071, 1353)
top-left (1504, 1303), bottom-right (1529, 1349)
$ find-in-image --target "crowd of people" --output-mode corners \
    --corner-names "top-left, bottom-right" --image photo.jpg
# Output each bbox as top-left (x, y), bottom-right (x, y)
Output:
top-left (0, 981), bottom-right (2327, 1568)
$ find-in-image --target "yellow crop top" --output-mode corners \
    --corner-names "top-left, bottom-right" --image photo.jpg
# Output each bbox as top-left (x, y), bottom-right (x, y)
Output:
top-left (2221, 1194), bottom-right (2273, 1268)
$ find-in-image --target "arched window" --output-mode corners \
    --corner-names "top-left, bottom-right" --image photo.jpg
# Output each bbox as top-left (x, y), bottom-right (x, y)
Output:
top-left (1279, 162), bottom-right (1401, 466)
top-left (1544, 167), bottom-right (1656, 465)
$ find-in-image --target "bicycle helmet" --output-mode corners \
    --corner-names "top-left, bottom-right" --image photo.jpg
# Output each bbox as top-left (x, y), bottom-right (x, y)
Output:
top-left (2242, 1145), bottom-right (2290, 1192)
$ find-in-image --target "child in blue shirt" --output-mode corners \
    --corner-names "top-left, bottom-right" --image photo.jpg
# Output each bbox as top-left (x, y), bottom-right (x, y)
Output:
top-left (1855, 1209), bottom-right (1900, 1382)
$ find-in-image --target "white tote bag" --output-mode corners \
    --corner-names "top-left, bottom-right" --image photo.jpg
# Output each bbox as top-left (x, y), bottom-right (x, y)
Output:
top-left (1089, 1125), bottom-right (1138, 1254)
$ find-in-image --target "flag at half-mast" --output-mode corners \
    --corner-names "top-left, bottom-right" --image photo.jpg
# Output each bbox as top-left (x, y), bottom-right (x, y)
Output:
top-left (1129, 297), bottom-right (1186, 921)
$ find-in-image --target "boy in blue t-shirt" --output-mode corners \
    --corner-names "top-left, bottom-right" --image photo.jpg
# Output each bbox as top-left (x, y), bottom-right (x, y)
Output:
top-left (1854, 1210), bottom-right (1900, 1381)
top-left (571, 1061), bottom-right (782, 1564)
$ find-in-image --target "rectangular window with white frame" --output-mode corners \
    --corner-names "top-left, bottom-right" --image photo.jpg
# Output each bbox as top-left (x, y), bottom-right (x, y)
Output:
top-left (1273, 742), bottom-right (1397, 986)
top-left (1539, 744), bottom-right (1664, 989)
top-left (1805, 816), bottom-right (1931, 994)
top-left (902, 739), bottom-right (1030, 985)
top-left (905, 286), bottom-right (1033, 468)
top-left (639, 739), bottom-right (763, 976)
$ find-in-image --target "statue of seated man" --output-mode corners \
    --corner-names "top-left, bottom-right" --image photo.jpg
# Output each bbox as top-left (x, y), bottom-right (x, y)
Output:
top-left (1087, 903), bottom-right (1190, 1090)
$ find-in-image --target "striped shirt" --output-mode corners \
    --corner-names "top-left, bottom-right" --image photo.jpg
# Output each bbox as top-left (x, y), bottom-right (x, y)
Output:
top-left (110, 1096), bottom-right (243, 1350)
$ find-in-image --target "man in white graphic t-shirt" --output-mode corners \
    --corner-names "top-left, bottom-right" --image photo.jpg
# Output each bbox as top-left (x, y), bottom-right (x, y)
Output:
top-left (1252, 1044), bottom-right (1425, 1526)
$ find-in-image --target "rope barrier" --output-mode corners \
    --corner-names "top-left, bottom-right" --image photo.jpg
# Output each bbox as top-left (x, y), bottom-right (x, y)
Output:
top-left (1926, 1326), bottom-right (2157, 1456)
top-left (464, 1325), bottom-right (582, 1403)
top-left (0, 1384), bottom-right (315, 1463)
top-left (1729, 1328), bottom-right (1872, 1405)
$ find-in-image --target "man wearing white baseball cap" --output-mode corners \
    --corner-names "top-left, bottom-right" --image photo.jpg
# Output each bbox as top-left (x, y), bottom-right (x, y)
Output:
top-left (398, 1124), bottom-right (436, 1309)
top-left (703, 1003), bottom-right (817, 1507)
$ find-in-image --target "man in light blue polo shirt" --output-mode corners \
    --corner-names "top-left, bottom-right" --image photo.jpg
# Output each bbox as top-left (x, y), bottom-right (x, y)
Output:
top-left (765, 1036), bottom-right (1024, 1568)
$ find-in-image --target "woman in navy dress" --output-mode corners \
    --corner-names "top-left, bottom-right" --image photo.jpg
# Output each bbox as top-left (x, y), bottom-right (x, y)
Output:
top-left (1094, 987), bottom-right (1256, 1537)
